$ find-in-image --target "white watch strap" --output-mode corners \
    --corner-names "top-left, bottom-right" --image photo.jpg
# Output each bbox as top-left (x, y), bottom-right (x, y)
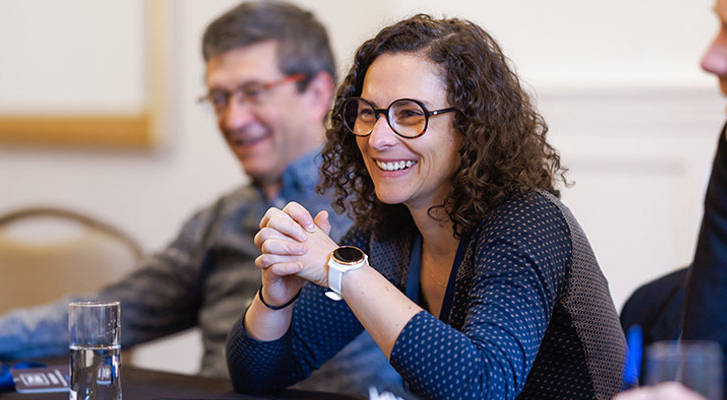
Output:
top-left (325, 254), bottom-right (367, 301)
top-left (327, 266), bottom-right (344, 300)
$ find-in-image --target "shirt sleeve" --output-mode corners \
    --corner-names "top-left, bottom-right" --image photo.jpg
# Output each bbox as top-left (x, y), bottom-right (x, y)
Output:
top-left (0, 205), bottom-right (217, 359)
top-left (0, 296), bottom-right (77, 360)
top-left (682, 126), bottom-right (727, 393)
top-left (97, 206), bottom-right (221, 347)
top-left (389, 199), bottom-right (571, 400)
top-left (226, 226), bottom-right (371, 394)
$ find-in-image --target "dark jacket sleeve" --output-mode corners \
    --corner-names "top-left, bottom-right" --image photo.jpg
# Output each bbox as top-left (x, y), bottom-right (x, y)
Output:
top-left (620, 267), bottom-right (688, 342)
top-left (0, 203), bottom-right (219, 359)
top-left (226, 226), bottom-right (370, 394)
top-left (682, 125), bottom-right (727, 390)
top-left (97, 203), bottom-right (221, 347)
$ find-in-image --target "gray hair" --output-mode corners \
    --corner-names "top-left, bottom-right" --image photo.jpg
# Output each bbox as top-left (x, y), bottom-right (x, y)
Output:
top-left (202, 1), bottom-right (336, 89)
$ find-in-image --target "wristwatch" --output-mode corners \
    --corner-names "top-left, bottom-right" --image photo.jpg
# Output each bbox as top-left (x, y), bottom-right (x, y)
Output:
top-left (325, 246), bottom-right (368, 301)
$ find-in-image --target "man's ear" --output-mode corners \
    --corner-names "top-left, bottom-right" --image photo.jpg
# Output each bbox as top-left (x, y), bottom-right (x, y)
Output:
top-left (302, 71), bottom-right (334, 122)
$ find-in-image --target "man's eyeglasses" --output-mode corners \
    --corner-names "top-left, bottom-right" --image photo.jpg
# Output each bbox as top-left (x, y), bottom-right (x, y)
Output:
top-left (340, 97), bottom-right (457, 139)
top-left (198, 74), bottom-right (306, 113)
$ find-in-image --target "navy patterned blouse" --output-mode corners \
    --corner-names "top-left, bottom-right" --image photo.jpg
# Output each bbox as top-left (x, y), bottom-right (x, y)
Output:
top-left (227, 191), bottom-right (626, 399)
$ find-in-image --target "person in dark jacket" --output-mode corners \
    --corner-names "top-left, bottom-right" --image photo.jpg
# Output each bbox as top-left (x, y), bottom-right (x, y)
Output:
top-left (618, 0), bottom-right (727, 398)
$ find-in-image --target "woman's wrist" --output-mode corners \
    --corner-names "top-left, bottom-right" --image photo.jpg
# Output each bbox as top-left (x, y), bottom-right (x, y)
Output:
top-left (339, 262), bottom-right (374, 299)
top-left (258, 285), bottom-right (301, 310)
top-left (244, 292), bottom-right (294, 342)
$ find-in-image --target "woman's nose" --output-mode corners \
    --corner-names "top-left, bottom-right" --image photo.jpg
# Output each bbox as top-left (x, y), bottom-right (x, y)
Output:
top-left (367, 114), bottom-right (399, 150)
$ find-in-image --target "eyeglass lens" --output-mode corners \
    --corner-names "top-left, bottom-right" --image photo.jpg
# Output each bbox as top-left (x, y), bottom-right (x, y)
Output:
top-left (203, 73), bottom-right (307, 113)
top-left (343, 98), bottom-right (427, 138)
top-left (208, 82), bottom-right (269, 112)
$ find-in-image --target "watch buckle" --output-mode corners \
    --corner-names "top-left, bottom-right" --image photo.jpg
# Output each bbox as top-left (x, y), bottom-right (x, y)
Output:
top-left (324, 290), bottom-right (343, 301)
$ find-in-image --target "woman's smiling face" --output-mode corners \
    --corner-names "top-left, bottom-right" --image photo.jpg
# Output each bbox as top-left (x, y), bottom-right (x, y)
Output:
top-left (356, 52), bottom-right (461, 211)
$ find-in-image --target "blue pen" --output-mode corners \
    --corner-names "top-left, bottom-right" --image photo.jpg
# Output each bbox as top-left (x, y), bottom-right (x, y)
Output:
top-left (0, 361), bottom-right (14, 390)
top-left (622, 325), bottom-right (643, 390)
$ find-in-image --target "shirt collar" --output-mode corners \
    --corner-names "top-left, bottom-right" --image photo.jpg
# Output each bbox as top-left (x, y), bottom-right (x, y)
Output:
top-left (271, 147), bottom-right (321, 205)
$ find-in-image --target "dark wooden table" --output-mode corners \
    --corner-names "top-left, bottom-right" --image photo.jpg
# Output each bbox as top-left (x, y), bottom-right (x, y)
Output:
top-left (0, 365), bottom-right (363, 400)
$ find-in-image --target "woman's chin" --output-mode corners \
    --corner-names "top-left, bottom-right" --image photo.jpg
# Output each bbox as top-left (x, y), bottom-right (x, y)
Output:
top-left (374, 190), bottom-right (407, 205)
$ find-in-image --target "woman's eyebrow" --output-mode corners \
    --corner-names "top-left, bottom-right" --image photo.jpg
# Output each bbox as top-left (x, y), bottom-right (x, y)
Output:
top-left (359, 96), bottom-right (378, 107)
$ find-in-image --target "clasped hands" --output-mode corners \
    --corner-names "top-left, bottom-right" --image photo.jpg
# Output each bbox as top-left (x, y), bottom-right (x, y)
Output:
top-left (253, 201), bottom-right (338, 307)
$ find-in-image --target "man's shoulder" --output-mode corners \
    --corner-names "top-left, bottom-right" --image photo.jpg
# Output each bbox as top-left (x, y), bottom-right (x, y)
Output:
top-left (217, 183), bottom-right (259, 205)
top-left (174, 183), bottom-right (258, 234)
top-left (196, 184), bottom-right (258, 216)
top-left (621, 268), bottom-right (688, 325)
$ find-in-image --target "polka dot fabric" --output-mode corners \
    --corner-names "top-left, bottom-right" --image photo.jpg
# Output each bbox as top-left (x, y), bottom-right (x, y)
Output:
top-left (226, 191), bottom-right (626, 399)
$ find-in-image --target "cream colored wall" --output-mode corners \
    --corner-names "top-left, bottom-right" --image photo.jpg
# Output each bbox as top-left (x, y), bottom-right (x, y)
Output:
top-left (0, 1), bottom-right (145, 112)
top-left (1, 0), bottom-right (724, 374)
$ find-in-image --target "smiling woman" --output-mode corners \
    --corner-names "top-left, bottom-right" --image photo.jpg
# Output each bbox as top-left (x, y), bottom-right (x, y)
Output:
top-left (349, 52), bottom-right (462, 213)
top-left (228, 14), bottom-right (626, 400)
top-left (322, 17), bottom-right (566, 238)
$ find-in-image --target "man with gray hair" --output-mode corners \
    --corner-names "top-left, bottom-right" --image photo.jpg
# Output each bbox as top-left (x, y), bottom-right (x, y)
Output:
top-left (0, 1), bottom-right (407, 397)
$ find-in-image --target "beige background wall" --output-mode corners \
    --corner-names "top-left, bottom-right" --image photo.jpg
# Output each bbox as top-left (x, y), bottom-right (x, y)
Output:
top-left (1, 0), bottom-right (724, 373)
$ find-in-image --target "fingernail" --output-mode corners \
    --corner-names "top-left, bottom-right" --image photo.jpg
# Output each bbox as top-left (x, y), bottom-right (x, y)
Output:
top-left (306, 224), bottom-right (316, 232)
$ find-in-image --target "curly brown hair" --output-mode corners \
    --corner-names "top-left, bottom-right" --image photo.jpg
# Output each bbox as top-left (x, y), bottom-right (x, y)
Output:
top-left (318, 14), bottom-right (567, 238)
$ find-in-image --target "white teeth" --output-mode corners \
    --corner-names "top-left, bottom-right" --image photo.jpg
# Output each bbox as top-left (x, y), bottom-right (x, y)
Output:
top-left (376, 160), bottom-right (416, 171)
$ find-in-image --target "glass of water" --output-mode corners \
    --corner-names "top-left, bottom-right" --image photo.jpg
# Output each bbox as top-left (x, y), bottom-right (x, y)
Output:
top-left (645, 340), bottom-right (722, 400)
top-left (68, 301), bottom-right (121, 400)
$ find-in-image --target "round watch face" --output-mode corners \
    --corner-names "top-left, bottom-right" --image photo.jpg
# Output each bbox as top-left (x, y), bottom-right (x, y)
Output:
top-left (332, 246), bottom-right (365, 264)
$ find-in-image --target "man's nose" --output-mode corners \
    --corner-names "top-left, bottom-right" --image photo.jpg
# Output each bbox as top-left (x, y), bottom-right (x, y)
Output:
top-left (220, 96), bottom-right (255, 131)
top-left (701, 30), bottom-right (727, 77)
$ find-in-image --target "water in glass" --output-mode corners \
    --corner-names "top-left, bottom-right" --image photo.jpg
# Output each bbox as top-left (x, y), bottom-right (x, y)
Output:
top-left (69, 344), bottom-right (121, 400)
